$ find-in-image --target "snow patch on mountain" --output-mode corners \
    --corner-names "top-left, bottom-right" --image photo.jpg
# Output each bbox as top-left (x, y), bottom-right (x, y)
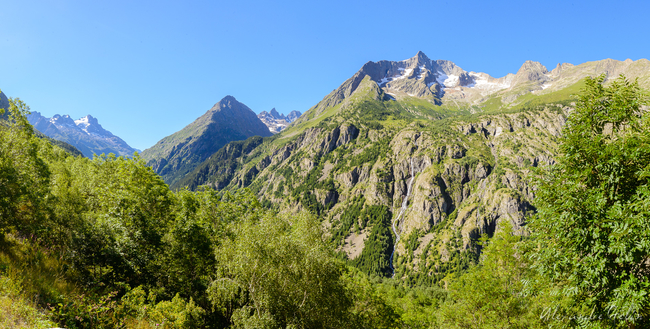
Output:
top-left (27, 111), bottom-right (138, 158)
top-left (258, 108), bottom-right (302, 134)
top-left (467, 73), bottom-right (512, 92)
top-left (74, 116), bottom-right (90, 131)
top-left (435, 71), bottom-right (460, 88)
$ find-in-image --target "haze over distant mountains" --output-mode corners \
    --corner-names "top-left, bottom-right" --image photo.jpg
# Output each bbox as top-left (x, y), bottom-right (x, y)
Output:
top-left (26, 111), bottom-right (139, 158)
top-left (258, 108), bottom-right (302, 133)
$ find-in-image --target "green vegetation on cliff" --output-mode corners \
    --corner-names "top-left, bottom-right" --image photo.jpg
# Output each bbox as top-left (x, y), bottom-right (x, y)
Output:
top-left (3, 64), bottom-right (650, 327)
top-left (173, 77), bottom-right (572, 286)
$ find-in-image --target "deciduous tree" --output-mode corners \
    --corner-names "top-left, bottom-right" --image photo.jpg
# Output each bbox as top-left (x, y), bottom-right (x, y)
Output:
top-left (530, 75), bottom-right (650, 327)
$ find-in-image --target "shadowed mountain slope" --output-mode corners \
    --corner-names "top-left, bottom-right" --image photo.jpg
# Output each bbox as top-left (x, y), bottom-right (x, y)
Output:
top-left (141, 95), bottom-right (273, 186)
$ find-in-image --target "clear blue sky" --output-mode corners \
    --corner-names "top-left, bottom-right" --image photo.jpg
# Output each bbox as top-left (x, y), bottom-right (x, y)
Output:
top-left (1, 0), bottom-right (648, 150)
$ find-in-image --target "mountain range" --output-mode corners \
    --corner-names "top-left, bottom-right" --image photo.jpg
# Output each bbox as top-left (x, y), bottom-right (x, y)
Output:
top-left (158, 52), bottom-right (650, 281)
top-left (26, 111), bottom-right (139, 158)
top-left (5, 89), bottom-right (285, 185)
top-left (8, 52), bottom-right (650, 282)
top-left (0, 91), bottom-right (83, 156)
top-left (140, 95), bottom-right (273, 187)
top-left (258, 108), bottom-right (302, 133)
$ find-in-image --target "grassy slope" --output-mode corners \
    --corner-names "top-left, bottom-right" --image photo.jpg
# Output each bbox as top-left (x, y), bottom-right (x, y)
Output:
top-left (0, 235), bottom-right (74, 328)
top-left (176, 76), bottom-right (586, 193)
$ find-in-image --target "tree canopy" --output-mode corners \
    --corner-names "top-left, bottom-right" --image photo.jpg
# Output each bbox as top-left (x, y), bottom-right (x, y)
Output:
top-left (529, 75), bottom-right (650, 327)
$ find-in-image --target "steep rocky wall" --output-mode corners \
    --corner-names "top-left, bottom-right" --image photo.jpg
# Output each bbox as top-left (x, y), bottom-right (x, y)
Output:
top-left (217, 105), bottom-right (568, 281)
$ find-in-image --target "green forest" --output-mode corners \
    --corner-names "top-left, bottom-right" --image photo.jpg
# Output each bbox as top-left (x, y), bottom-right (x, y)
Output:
top-left (1, 75), bottom-right (649, 328)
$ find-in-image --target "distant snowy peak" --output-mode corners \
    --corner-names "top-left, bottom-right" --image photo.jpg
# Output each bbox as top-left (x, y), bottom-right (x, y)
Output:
top-left (258, 108), bottom-right (302, 134)
top-left (466, 72), bottom-right (516, 92)
top-left (352, 51), bottom-right (566, 102)
top-left (308, 53), bottom-right (650, 119)
top-left (74, 116), bottom-right (90, 129)
top-left (74, 114), bottom-right (97, 130)
top-left (50, 114), bottom-right (77, 127)
top-left (269, 108), bottom-right (284, 120)
top-left (27, 111), bottom-right (137, 158)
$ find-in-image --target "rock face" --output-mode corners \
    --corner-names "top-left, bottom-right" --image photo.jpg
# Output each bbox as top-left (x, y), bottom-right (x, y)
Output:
top-left (293, 52), bottom-right (650, 127)
top-left (170, 53), bottom-right (650, 282)
top-left (25, 111), bottom-right (138, 158)
top-left (258, 108), bottom-right (302, 133)
top-left (513, 60), bottom-right (549, 85)
top-left (141, 95), bottom-right (273, 186)
top-left (179, 104), bottom-right (568, 281)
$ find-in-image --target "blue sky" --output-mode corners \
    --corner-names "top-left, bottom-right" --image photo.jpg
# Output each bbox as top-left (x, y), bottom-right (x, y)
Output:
top-left (1, 0), bottom-right (649, 150)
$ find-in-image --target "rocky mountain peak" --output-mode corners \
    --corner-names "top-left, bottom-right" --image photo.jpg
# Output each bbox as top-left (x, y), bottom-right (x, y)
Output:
top-left (258, 108), bottom-right (302, 134)
top-left (26, 111), bottom-right (137, 158)
top-left (409, 51), bottom-right (431, 66)
top-left (548, 62), bottom-right (574, 78)
top-left (141, 95), bottom-right (272, 186)
top-left (51, 114), bottom-right (77, 127)
top-left (517, 60), bottom-right (548, 75)
top-left (214, 95), bottom-right (241, 112)
top-left (513, 60), bottom-right (549, 85)
top-left (220, 95), bottom-right (237, 102)
top-left (286, 110), bottom-right (301, 122)
top-left (207, 96), bottom-right (262, 120)
top-left (269, 108), bottom-right (284, 119)
top-left (75, 115), bottom-right (99, 128)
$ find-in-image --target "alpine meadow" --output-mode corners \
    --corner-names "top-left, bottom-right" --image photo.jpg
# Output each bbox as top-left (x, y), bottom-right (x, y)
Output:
top-left (1, 51), bottom-right (650, 329)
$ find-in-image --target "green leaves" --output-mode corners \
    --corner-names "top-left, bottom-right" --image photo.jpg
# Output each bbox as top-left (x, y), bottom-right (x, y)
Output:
top-left (0, 95), bottom-right (50, 236)
top-left (0, 94), bottom-right (414, 328)
top-left (437, 222), bottom-right (542, 328)
top-left (209, 212), bottom-right (354, 328)
top-left (530, 74), bottom-right (650, 327)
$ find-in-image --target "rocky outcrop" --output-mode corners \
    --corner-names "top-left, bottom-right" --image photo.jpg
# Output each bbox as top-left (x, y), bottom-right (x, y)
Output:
top-left (317, 124), bottom-right (359, 153)
top-left (336, 125), bottom-right (360, 147)
top-left (512, 60), bottom-right (549, 86)
top-left (315, 189), bottom-right (338, 207)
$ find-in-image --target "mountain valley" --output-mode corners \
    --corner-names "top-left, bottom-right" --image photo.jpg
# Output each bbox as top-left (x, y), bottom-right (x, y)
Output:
top-left (171, 52), bottom-right (650, 282)
top-left (2, 51), bottom-right (650, 328)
